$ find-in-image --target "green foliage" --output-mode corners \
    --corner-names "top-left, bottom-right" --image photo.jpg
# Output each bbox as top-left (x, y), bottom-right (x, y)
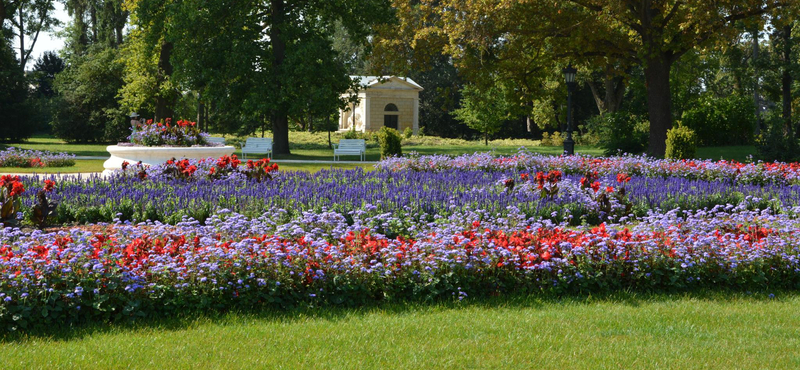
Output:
top-left (756, 114), bottom-right (800, 162)
top-left (52, 46), bottom-right (127, 143)
top-left (0, 44), bottom-right (33, 142)
top-left (344, 130), bottom-right (363, 140)
top-left (665, 126), bottom-right (698, 159)
top-left (680, 94), bottom-right (756, 146)
top-left (403, 127), bottom-right (413, 139)
top-left (452, 82), bottom-right (514, 145)
top-left (540, 132), bottom-right (564, 146)
top-left (586, 113), bottom-right (649, 156)
top-left (377, 127), bottom-right (402, 158)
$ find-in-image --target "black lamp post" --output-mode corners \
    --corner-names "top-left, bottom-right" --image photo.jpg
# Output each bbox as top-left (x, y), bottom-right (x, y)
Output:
top-left (562, 64), bottom-right (577, 155)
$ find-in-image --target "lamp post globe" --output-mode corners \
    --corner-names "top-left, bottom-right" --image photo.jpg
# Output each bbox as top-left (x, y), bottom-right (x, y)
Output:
top-left (562, 64), bottom-right (577, 155)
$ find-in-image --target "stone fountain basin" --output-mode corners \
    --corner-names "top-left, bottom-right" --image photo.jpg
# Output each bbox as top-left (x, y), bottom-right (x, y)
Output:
top-left (103, 145), bottom-right (235, 175)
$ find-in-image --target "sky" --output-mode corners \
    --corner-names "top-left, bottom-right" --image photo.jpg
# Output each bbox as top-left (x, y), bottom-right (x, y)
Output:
top-left (16, 2), bottom-right (68, 70)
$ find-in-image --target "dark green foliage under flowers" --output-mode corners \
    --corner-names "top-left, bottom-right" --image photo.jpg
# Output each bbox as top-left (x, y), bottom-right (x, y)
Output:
top-left (666, 126), bottom-right (698, 160)
top-left (377, 127), bottom-right (403, 158)
top-left (680, 94), bottom-right (756, 146)
top-left (586, 113), bottom-right (649, 156)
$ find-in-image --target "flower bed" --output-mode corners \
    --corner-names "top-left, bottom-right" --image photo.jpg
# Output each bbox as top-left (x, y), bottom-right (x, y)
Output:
top-left (0, 147), bottom-right (76, 168)
top-left (126, 118), bottom-right (212, 147)
top-left (14, 163), bottom-right (800, 227)
top-left (378, 152), bottom-right (800, 185)
top-left (3, 153), bottom-right (800, 331)
top-left (2, 206), bottom-right (799, 330)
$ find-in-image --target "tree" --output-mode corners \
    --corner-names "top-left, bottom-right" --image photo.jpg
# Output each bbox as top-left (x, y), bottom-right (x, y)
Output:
top-left (52, 0), bottom-right (128, 142)
top-left (52, 45), bottom-right (127, 142)
top-left (553, 0), bottom-right (788, 156)
top-left (32, 50), bottom-right (64, 97)
top-left (124, 0), bottom-right (393, 155)
top-left (3, 0), bottom-right (59, 69)
top-left (0, 42), bottom-right (32, 141)
top-left (452, 81), bottom-right (514, 145)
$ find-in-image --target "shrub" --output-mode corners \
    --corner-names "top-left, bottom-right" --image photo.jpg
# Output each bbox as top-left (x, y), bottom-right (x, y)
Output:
top-left (377, 127), bottom-right (402, 158)
top-left (756, 114), bottom-right (800, 162)
top-left (587, 113), bottom-right (649, 156)
top-left (51, 46), bottom-right (125, 143)
top-left (665, 125), bottom-right (697, 159)
top-left (540, 132), bottom-right (564, 146)
top-left (403, 127), bottom-right (413, 139)
top-left (343, 130), bottom-right (362, 140)
top-left (680, 94), bottom-right (756, 146)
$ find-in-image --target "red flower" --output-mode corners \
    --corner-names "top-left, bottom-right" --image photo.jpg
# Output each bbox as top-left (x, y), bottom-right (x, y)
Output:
top-left (616, 173), bottom-right (631, 183)
top-left (121, 161), bottom-right (130, 170)
top-left (43, 179), bottom-right (55, 192)
top-left (9, 182), bottom-right (24, 197)
top-left (606, 186), bottom-right (614, 193)
top-left (591, 181), bottom-right (600, 192)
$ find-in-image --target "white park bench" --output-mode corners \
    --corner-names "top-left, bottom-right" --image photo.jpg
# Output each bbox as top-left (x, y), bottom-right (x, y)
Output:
top-left (207, 137), bottom-right (226, 146)
top-left (241, 137), bottom-right (273, 159)
top-left (333, 139), bottom-right (366, 161)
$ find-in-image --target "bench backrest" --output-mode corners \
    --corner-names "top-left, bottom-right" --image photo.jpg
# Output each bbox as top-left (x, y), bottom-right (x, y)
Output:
top-left (207, 137), bottom-right (226, 145)
top-left (243, 137), bottom-right (273, 149)
top-left (337, 139), bottom-right (365, 149)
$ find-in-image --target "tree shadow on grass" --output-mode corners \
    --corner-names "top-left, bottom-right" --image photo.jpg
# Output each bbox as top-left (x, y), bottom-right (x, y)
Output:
top-left (1, 287), bottom-right (794, 344)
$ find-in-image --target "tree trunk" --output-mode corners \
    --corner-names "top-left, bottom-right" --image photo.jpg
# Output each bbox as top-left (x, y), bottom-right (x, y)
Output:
top-left (154, 41), bottom-right (175, 121)
top-left (270, 0), bottom-right (290, 155)
top-left (643, 57), bottom-right (673, 157)
top-left (0, 1), bottom-right (6, 32)
top-left (90, 2), bottom-right (97, 43)
top-left (587, 67), bottom-right (626, 115)
top-left (18, 5), bottom-right (24, 69)
top-left (752, 27), bottom-right (762, 135)
top-left (781, 24), bottom-right (793, 137)
top-left (484, 131), bottom-right (488, 146)
top-left (115, 25), bottom-right (124, 47)
top-left (197, 92), bottom-right (205, 131)
top-left (328, 117), bottom-right (332, 149)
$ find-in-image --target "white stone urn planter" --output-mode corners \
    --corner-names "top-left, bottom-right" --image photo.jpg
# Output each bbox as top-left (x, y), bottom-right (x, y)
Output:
top-left (103, 145), bottom-right (235, 175)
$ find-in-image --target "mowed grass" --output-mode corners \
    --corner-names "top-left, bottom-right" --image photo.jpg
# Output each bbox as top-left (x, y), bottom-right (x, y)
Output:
top-left (696, 146), bottom-right (757, 162)
top-left (0, 160), bottom-right (373, 174)
top-left (0, 160), bottom-right (106, 174)
top-left (3, 292), bottom-right (799, 369)
top-left (1, 137), bottom-right (112, 157)
top-left (0, 135), bottom-right (763, 165)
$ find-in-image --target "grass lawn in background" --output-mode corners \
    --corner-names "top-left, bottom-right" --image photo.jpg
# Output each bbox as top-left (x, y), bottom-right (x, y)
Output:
top-left (1, 134), bottom-right (762, 166)
top-left (2, 292), bottom-right (798, 369)
top-left (1, 137), bottom-right (111, 157)
top-left (0, 160), bottom-right (106, 174)
top-left (696, 146), bottom-right (757, 163)
top-left (0, 160), bottom-right (373, 174)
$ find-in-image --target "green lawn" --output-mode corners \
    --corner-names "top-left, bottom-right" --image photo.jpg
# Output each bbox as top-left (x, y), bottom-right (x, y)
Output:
top-left (0, 160), bottom-right (373, 174)
top-left (0, 160), bottom-right (106, 174)
top-left (1, 135), bottom-right (762, 166)
top-left (1, 137), bottom-right (111, 157)
top-left (3, 292), bottom-right (798, 369)
top-left (696, 146), bottom-right (757, 162)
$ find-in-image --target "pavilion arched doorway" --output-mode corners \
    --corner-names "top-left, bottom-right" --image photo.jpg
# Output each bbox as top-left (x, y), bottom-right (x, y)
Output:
top-left (384, 103), bottom-right (399, 130)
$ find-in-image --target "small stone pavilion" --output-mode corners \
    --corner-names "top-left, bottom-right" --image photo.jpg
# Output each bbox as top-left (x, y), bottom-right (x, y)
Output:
top-left (339, 76), bottom-right (423, 134)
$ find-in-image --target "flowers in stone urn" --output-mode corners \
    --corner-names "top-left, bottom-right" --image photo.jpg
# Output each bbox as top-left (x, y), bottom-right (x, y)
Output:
top-left (126, 118), bottom-right (213, 147)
